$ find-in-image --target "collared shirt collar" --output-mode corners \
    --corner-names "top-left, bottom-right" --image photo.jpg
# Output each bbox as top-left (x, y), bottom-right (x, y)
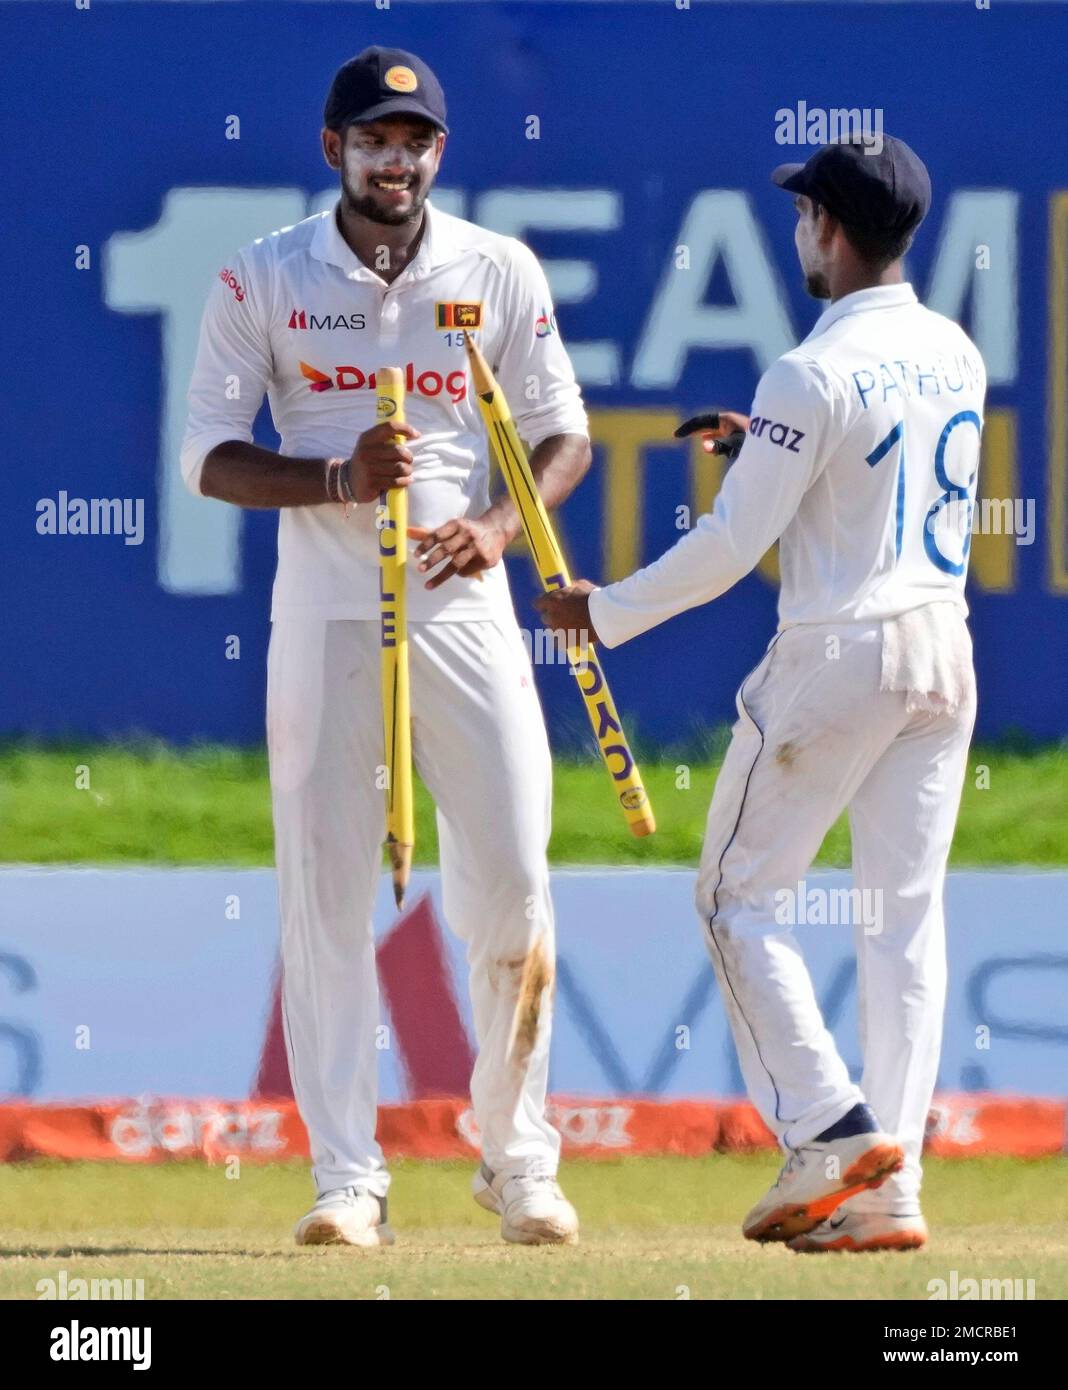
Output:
top-left (310, 198), bottom-right (454, 282)
top-left (806, 282), bottom-right (918, 340)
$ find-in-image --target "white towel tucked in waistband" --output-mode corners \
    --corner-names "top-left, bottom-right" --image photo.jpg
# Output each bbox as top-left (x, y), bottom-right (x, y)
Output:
top-left (880, 602), bottom-right (976, 716)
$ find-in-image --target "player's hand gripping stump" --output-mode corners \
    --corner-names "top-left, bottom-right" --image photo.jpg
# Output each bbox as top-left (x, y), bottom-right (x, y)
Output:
top-left (376, 367), bottom-right (415, 908)
top-left (463, 334), bottom-right (655, 837)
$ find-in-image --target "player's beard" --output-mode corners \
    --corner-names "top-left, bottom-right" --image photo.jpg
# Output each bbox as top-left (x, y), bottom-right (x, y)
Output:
top-left (804, 270), bottom-right (832, 299)
top-left (341, 172), bottom-right (428, 227)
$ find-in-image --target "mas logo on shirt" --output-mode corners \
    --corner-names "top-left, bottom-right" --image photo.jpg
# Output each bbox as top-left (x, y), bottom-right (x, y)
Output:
top-left (384, 65), bottom-right (418, 93)
top-left (288, 308), bottom-right (366, 331)
top-left (435, 302), bottom-right (482, 330)
top-left (534, 306), bottom-right (557, 338)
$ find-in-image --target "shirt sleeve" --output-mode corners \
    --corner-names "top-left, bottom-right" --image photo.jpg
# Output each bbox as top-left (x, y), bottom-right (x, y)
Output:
top-left (490, 240), bottom-right (589, 449)
top-left (589, 354), bottom-right (837, 648)
top-left (180, 250), bottom-right (273, 495)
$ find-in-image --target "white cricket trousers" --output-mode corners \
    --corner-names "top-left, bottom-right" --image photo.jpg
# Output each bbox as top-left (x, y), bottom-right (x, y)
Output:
top-left (267, 616), bottom-right (560, 1198)
top-left (695, 620), bottom-right (976, 1213)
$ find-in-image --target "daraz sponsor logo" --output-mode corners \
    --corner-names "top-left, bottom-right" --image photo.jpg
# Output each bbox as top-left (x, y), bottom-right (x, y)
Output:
top-left (299, 361), bottom-right (468, 403)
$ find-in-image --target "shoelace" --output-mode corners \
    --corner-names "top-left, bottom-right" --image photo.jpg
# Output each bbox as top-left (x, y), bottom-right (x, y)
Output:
top-left (320, 1184), bottom-right (369, 1206)
top-left (506, 1174), bottom-right (562, 1199)
top-left (773, 1145), bottom-right (822, 1189)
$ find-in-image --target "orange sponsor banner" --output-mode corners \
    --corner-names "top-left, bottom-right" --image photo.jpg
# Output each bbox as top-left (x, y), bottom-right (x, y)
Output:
top-left (0, 1095), bottom-right (1063, 1164)
top-left (925, 1096), bottom-right (1068, 1159)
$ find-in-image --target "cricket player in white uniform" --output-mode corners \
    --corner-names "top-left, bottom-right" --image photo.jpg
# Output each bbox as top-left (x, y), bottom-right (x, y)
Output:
top-left (181, 48), bottom-right (587, 1247)
top-left (539, 138), bottom-right (985, 1252)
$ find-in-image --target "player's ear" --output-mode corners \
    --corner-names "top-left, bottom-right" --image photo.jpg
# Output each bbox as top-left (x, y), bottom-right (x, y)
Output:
top-left (816, 204), bottom-right (839, 248)
top-left (321, 126), bottom-right (342, 171)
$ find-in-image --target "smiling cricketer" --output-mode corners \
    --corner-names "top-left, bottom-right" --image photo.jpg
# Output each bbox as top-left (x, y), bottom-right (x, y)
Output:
top-left (181, 48), bottom-right (589, 1247)
top-left (538, 137), bottom-right (985, 1253)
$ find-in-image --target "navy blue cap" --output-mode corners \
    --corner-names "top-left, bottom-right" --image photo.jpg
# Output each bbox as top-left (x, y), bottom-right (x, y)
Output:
top-left (324, 48), bottom-right (448, 134)
top-left (772, 136), bottom-right (931, 235)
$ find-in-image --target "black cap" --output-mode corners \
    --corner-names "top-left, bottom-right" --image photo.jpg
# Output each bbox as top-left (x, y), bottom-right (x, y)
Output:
top-left (771, 136), bottom-right (930, 235)
top-left (324, 47), bottom-right (448, 134)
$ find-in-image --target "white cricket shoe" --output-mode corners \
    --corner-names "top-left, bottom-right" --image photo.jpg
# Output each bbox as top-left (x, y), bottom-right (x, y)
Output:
top-left (743, 1122), bottom-right (904, 1244)
top-left (294, 1185), bottom-right (394, 1247)
top-left (473, 1164), bottom-right (580, 1245)
top-left (789, 1210), bottom-right (929, 1253)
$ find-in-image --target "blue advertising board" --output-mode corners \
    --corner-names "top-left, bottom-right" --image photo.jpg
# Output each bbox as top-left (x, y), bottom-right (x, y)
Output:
top-left (2, 867), bottom-right (1064, 1102)
top-left (3, 1), bottom-right (1067, 746)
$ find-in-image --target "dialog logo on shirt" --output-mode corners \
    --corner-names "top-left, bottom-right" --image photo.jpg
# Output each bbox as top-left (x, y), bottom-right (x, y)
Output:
top-left (300, 361), bottom-right (335, 393)
top-left (299, 360), bottom-right (469, 403)
top-left (288, 308), bottom-right (366, 331)
top-left (534, 306), bottom-right (557, 338)
top-left (747, 416), bottom-right (806, 453)
top-left (218, 267), bottom-right (246, 302)
top-left (435, 302), bottom-right (482, 329)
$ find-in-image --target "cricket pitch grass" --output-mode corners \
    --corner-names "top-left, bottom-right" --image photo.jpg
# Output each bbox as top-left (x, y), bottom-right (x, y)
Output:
top-left (2, 1155), bottom-right (1066, 1301)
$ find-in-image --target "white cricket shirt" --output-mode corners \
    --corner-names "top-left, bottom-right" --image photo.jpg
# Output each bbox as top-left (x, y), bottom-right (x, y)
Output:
top-left (590, 284), bottom-right (987, 647)
top-left (181, 200), bottom-right (588, 622)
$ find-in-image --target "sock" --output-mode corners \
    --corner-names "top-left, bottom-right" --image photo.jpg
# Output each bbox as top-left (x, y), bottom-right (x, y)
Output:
top-left (814, 1102), bottom-right (881, 1143)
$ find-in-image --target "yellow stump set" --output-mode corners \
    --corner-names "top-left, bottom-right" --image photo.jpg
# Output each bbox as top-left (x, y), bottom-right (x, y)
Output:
top-left (376, 340), bottom-right (654, 911)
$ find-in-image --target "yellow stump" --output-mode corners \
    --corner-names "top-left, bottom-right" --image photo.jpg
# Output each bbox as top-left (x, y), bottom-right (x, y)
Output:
top-left (376, 366), bottom-right (415, 907)
top-left (463, 335), bottom-right (654, 837)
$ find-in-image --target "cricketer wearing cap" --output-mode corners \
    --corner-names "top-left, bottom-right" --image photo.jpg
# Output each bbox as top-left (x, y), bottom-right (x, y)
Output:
top-left (181, 47), bottom-right (588, 1247)
top-left (538, 138), bottom-right (985, 1253)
